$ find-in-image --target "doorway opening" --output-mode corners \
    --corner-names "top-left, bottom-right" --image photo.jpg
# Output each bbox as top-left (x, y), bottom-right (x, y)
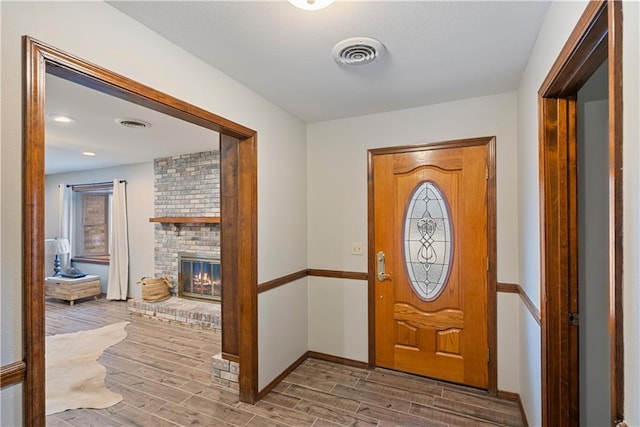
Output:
top-left (23, 37), bottom-right (258, 425)
top-left (538, 1), bottom-right (623, 425)
top-left (577, 60), bottom-right (610, 425)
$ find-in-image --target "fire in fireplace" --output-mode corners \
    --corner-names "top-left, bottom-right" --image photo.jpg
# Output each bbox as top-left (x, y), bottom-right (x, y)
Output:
top-left (178, 253), bottom-right (221, 301)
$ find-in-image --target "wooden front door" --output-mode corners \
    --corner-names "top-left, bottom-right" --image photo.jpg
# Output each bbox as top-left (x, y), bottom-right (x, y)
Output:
top-left (370, 137), bottom-right (494, 389)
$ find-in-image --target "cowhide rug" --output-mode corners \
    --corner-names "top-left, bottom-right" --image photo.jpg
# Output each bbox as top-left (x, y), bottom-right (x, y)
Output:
top-left (46, 321), bottom-right (129, 415)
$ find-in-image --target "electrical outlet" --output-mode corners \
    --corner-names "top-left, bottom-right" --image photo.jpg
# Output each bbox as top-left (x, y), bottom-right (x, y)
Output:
top-left (352, 242), bottom-right (364, 255)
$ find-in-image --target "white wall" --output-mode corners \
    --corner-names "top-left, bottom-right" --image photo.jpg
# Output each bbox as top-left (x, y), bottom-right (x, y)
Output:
top-left (254, 94), bottom-right (309, 389)
top-left (45, 162), bottom-right (155, 297)
top-left (307, 92), bottom-right (521, 392)
top-left (308, 277), bottom-right (369, 362)
top-left (0, 2), bottom-right (21, 420)
top-left (518, 305), bottom-right (542, 427)
top-left (0, 1), bottom-right (24, 425)
top-left (497, 293), bottom-right (520, 393)
top-left (258, 279), bottom-right (309, 390)
top-left (622, 1), bottom-right (640, 423)
top-left (0, 1), bottom-right (308, 421)
top-left (517, 0), bottom-right (640, 424)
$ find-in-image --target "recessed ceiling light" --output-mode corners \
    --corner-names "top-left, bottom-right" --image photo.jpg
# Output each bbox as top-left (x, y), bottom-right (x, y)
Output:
top-left (50, 115), bottom-right (75, 123)
top-left (115, 118), bottom-right (150, 129)
top-left (82, 151), bottom-right (96, 157)
top-left (288, 0), bottom-right (334, 11)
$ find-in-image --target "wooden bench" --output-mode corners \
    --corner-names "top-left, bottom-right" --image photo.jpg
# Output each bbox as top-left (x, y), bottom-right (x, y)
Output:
top-left (45, 275), bottom-right (101, 306)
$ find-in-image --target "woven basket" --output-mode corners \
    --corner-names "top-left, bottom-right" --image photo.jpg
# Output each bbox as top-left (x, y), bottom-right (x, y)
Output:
top-left (139, 276), bottom-right (173, 302)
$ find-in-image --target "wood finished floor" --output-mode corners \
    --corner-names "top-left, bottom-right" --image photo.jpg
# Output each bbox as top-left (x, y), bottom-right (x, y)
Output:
top-left (45, 297), bottom-right (523, 427)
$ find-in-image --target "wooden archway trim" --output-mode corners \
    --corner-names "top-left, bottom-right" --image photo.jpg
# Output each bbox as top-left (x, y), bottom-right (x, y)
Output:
top-left (538, 1), bottom-right (623, 425)
top-left (23, 36), bottom-right (258, 425)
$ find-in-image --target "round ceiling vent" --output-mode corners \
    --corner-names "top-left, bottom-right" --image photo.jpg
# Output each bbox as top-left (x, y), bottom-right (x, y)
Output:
top-left (115, 118), bottom-right (150, 129)
top-left (332, 37), bottom-right (386, 66)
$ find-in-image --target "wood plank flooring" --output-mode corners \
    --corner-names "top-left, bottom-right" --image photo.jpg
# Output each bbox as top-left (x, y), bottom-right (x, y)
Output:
top-left (45, 297), bottom-right (524, 426)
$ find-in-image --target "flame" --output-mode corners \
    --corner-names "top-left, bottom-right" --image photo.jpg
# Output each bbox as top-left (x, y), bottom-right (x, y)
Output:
top-left (193, 271), bottom-right (212, 286)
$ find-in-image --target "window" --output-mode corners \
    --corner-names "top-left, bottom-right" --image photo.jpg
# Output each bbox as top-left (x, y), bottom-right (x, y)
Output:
top-left (72, 183), bottom-right (113, 263)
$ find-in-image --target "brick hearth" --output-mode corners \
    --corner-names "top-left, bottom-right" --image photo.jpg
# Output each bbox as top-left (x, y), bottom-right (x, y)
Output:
top-left (127, 297), bottom-right (221, 330)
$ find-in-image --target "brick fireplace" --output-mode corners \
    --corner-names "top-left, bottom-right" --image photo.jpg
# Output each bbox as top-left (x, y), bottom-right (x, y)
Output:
top-left (139, 149), bottom-right (238, 391)
top-left (153, 151), bottom-right (220, 301)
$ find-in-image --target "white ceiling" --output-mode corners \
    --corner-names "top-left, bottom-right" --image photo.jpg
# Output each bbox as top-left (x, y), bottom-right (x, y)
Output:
top-left (46, 1), bottom-right (551, 175)
top-left (45, 74), bottom-right (219, 175)
top-left (107, 0), bottom-right (551, 122)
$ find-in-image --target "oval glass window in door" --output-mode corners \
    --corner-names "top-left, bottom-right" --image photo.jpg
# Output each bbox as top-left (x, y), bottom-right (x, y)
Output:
top-left (403, 181), bottom-right (453, 301)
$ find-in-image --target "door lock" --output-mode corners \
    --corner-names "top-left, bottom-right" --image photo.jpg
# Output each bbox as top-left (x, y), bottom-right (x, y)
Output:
top-left (377, 251), bottom-right (390, 281)
top-left (569, 313), bottom-right (580, 326)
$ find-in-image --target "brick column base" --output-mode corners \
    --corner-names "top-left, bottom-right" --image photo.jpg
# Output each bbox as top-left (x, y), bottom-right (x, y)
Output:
top-left (211, 353), bottom-right (239, 391)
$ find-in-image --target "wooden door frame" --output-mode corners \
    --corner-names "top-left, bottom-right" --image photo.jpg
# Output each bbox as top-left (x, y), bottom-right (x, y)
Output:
top-left (22, 36), bottom-right (259, 425)
top-left (367, 136), bottom-right (498, 394)
top-left (538, 1), bottom-right (623, 425)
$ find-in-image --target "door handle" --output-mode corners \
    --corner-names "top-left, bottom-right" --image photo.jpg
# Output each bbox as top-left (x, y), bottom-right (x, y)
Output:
top-left (377, 251), bottom-right (390, 281)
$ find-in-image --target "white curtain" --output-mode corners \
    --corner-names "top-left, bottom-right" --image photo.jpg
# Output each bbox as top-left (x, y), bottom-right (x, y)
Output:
top-left (107, 179), bottom-right (129, 300)
top-left (57, 184), bottom-right (73, 270)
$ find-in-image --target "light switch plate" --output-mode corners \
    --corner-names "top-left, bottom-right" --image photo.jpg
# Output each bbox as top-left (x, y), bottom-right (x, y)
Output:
top-left (352, 242), bottom-right (364, 255)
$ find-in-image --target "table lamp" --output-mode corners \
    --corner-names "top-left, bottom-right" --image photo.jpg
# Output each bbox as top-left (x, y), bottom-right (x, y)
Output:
top-left (45, 238), bottom-right (70, 277)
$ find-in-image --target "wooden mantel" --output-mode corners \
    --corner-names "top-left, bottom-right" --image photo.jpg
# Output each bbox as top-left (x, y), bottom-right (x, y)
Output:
top-left (149, 217), bottom-right (221, 224)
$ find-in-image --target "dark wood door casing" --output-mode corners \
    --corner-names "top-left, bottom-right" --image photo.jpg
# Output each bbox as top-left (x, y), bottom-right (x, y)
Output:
top-left (538, 1), bottom-right (623, 425)
top-left (23, 36), bottom-right (258, 425)
top-left (539, 96), bottom-right (580, 423)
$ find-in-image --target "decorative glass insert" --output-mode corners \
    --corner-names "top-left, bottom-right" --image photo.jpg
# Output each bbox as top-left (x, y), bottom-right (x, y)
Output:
top-left (403, 181), bottom-right (453, 300)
